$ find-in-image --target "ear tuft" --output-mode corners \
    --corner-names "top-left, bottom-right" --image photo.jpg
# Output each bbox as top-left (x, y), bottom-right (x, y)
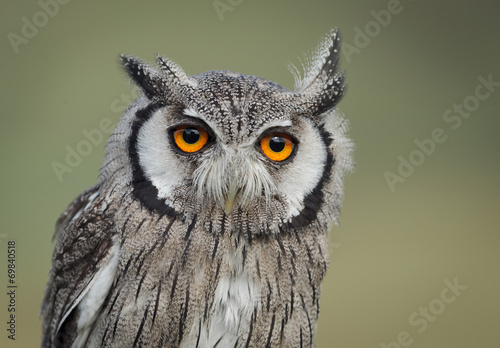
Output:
top-left (156, 55), bottom-right (192, 86)
top-left (290, 28), bottom-right (345, 115)
top-left (120, 55), bottom-right (167, 101)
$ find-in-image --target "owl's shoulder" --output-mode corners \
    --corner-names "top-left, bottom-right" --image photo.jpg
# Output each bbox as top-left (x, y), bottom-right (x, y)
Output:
top-left (41, 184), bottom-right (119, 347)
top-left (54, 184), bottom-right (100, 239)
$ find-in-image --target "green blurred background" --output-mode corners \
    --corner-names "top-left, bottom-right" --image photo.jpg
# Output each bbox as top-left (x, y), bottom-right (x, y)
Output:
top-left (1, 0), bottom-right (499, 347)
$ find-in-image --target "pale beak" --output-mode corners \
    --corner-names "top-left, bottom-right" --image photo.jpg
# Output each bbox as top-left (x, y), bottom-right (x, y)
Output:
top-left (224, 180), bottom-right (239, 214)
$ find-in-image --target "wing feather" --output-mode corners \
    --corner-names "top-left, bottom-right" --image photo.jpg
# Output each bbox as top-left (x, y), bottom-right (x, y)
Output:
top-left (41, 184), bottom-right (119, 347)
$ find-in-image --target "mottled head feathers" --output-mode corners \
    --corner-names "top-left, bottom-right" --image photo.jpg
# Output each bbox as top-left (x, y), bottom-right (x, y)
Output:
top-left (121, 28), bottom-right (345, 116)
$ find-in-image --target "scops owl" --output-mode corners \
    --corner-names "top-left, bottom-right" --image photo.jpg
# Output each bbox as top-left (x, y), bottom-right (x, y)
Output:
top-left (41, 28), bottom-right (353, 347)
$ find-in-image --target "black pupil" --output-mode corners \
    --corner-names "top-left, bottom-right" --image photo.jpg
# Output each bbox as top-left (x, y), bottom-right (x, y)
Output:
top-left (269, 136), bottom-right (286, 152)
top-left (183, 128), bottom-right (200, 144)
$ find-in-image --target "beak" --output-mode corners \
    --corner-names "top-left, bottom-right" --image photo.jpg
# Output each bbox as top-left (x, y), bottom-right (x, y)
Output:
top-left (224, 179), bottom-right (239, 214)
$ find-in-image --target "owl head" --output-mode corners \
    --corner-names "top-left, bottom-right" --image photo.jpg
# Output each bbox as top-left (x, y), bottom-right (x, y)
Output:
top-left (100, 29), bottom-right (352, 236)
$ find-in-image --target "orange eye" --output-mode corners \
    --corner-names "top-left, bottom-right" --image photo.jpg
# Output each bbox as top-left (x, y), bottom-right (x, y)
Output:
top-left (260, 133), bottom-right (295, 162)
top-left (173, 126), bottom-right (209, 153)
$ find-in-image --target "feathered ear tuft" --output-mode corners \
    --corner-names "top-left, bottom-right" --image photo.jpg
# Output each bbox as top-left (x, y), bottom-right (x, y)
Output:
top-left (156, 55), bottom-right (192, 86)
top-left (289, 28), bottom-right (345, 115)
top-left (120, 55), bottom-right (168, 101)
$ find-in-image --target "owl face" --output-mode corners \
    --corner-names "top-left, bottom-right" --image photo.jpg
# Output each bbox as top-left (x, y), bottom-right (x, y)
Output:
top-left (106, 30), bottom-right (348, 236)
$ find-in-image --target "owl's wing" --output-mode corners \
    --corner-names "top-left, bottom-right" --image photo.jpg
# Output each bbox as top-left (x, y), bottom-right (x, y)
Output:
top-left (41, 184), bottom-right (119, 347)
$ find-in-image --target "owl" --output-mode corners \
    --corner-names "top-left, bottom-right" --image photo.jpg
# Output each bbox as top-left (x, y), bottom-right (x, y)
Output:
top-left (41, 28), bottom-right (352, 347)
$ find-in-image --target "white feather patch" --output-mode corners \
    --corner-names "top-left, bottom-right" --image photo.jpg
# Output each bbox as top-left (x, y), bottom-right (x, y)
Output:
top-left (205, 271), bottom-right (257, 346)
top-left (136, 109), bottom-right (186, 201)
top-left (70, 242), bottom-right (120, 348)
top-left (184, 241), bottom-right (258, 347)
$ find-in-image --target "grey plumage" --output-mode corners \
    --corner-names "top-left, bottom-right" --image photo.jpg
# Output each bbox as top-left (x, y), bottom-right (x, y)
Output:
top-left (41, 28), bottom-right (353, 347)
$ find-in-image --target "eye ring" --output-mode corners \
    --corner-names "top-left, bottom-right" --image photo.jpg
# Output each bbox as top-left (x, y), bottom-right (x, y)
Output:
top-left (172, 126), bottom-right (210, 153)
top-left (260, 132), bottom-right (296, 162)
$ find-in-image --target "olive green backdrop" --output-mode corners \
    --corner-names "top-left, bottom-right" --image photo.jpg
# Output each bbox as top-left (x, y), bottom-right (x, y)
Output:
top-left (1, 0), bottom-right (499, 347)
